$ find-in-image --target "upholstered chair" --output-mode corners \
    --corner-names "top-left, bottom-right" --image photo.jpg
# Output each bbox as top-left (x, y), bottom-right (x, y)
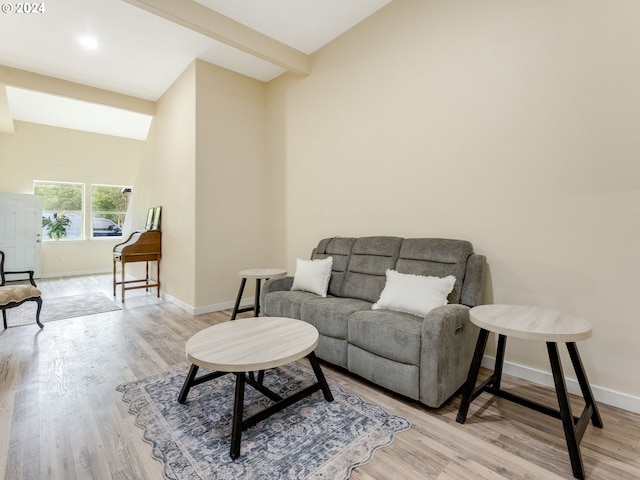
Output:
top-left (0, 251), bottom-right (43, 329)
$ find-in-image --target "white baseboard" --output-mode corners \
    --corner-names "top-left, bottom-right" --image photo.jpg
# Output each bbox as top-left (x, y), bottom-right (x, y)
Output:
top-left (40, 268), bottom-right (112, 278)
top-left (482, 355), bottom-right (640, 415)
top-left (149, 292), bottom-right (254, 316)
top-left (159, 291), bottom-right (196, 314)
top-left (193, 298), bottom-right (254, 316)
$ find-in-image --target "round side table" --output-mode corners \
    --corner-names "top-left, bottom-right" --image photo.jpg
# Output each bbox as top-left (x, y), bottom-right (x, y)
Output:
top-left (456, 304), bottom-right (603, 480)
top-left (230, 268), bottom-right (287, 319)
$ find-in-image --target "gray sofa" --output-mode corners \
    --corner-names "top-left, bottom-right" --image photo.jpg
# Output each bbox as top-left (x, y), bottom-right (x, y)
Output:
top-left (261, 236), bottom-right (486, 408)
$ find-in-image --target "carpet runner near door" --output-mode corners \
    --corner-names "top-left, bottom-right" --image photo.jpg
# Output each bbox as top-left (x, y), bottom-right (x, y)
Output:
top-left (117, 363), bottom-right (411, 480)
top-left (5, 292), bottom-right (121, 327)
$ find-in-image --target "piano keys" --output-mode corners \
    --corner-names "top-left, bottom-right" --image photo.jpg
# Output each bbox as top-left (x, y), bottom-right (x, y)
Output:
top-left (113, 230), bottom-right (161, 302)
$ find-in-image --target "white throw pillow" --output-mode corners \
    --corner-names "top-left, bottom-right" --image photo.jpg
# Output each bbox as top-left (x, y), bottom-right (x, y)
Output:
top-left (291, 256), bottom-right (333, 297)
top-left (372, 270), bottom-right (456, 317)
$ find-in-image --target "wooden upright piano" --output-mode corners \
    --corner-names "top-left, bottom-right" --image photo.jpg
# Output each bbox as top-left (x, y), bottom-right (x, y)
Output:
top-left (113, 230), bottom-right (161, 302)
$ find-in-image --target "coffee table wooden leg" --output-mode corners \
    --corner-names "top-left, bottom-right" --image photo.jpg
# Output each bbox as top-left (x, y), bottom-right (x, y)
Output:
top-left (307, 352), bottom-right (333, 402)
top-left (230, 373), bottom-right (245, 460)
top-left (178, 364), bottom-right (199, 403)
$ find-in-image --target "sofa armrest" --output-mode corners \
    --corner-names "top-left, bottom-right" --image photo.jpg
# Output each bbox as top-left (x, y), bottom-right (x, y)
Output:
top-left (460, 254), bottom-right (486, 307)
top-left (263, 276), bottom-right (294, 294)
top-left (260, 276), bottom-right (294, 313)
top-left (419, 304), bottom-right (480, 407)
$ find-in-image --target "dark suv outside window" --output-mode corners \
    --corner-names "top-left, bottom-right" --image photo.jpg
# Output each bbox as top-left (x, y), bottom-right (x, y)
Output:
top-left (93, 218), bottom-right (122, 237)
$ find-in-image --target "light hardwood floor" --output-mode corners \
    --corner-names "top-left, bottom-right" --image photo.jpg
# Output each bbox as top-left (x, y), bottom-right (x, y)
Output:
top-left (1, 274), bottom-right (638, 480)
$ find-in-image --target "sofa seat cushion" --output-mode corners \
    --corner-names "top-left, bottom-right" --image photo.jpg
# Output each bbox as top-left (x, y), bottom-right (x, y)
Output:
top-left (348, 310), bottom-right (423, 366)
top-left (263, 290), bottom-right (319, 319)
top-left (300, 296), bottom-right (372, 340)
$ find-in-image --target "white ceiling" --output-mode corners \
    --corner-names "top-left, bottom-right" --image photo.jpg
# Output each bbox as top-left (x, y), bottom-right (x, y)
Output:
top-left (0, 0), bottom-right (391, 139)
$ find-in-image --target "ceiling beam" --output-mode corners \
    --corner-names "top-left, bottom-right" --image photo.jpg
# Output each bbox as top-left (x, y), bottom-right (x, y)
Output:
top-left (123, 0), bottom-right (310, 77)
top-left (0, 85), bottom-right (15, 134)
top-left (0, 65), bottom-right (155, 115)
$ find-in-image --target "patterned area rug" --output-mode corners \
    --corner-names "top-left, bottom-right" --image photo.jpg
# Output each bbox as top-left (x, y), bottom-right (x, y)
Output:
top-left (117, 363), bottom-right (411, 480)
top-left (5, 292), bottom-right (121, 327)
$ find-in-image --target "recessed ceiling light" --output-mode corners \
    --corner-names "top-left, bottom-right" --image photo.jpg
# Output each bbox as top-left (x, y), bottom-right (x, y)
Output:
top-left (78, 35), bottom-right (99, 51)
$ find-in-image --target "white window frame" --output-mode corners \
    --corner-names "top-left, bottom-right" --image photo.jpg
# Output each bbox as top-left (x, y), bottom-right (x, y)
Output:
top-left (34, 180), bottom-right (85, 241)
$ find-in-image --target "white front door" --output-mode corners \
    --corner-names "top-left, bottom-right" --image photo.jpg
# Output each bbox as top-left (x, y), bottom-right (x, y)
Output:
top-left (0, 193), bottom-right (43, 278)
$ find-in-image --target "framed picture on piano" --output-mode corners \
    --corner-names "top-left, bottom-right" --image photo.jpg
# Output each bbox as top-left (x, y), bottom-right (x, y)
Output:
top-left (145, 208), bottom-right (154, 230)
top-left (151, 206), bottom-right (162, 230)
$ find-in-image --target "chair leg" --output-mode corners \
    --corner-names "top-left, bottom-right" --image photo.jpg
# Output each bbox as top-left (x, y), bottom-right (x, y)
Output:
top-left (34, 297), bottom-right (44, 328)
top-left (2, 309), bottom-right (6, 330)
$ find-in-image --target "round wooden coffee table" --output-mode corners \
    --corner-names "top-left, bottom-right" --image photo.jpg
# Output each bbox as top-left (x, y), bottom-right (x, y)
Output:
top-left (178, 317), bottom-right (334, 459)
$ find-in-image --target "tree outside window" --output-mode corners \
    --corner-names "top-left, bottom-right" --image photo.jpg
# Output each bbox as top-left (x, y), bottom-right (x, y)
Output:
top-left (34, 181), bottom-right (84, 240)
top-left (91, 185), bottom-right (130, 238)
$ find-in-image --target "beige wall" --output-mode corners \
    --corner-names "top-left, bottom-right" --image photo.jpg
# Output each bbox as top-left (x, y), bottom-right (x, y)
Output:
top-left (0, 120), bottom-right (143, 275)
top-left (128, 60), bottom-right (271, 312)
top-left (128, 63), bottom-right (197, 307)
top-left (194, 61), bottom-right (270, 311)
top-left (266, 0), bottom-right (640, 401)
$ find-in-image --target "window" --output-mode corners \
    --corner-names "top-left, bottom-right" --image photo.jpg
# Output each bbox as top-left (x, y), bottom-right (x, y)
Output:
top-left (91, 185), bottom-right (130, 238)
top-left (34, 181), bottom-right (84, 240)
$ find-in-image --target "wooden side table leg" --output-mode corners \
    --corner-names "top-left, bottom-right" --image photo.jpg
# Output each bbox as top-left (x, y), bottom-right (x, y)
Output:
top-left (121, 260), bottom-right (126, 303)
top-left (493, 334), bottom-right (507, 389)
top-left (230, 278), bottom-right (247, 320)
top-left (457, 328), bottom-right (490, 424)
top-left (566, 342), bottom-right (603, 428)
top-left (547, 342), bottom-right (585, 480)
top-left (156, 257), bottom-right (161, 298)
top-left (254, 279), bottom-right (261, 317)
top-left (230, 373), bottom-right (245, 459)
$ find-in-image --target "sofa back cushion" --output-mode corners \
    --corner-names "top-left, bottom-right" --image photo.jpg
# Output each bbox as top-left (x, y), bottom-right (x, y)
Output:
top-left (312, 237), bottom-right (356, 297)
top-left (395, 238), bottom-right (472, 304)
top-left (341, 236), bottom-right (403, 303)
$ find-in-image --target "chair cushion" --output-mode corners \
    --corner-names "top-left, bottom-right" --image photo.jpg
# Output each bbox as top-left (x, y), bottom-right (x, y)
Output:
top-left (0, 285), bottom-right (41, 305)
